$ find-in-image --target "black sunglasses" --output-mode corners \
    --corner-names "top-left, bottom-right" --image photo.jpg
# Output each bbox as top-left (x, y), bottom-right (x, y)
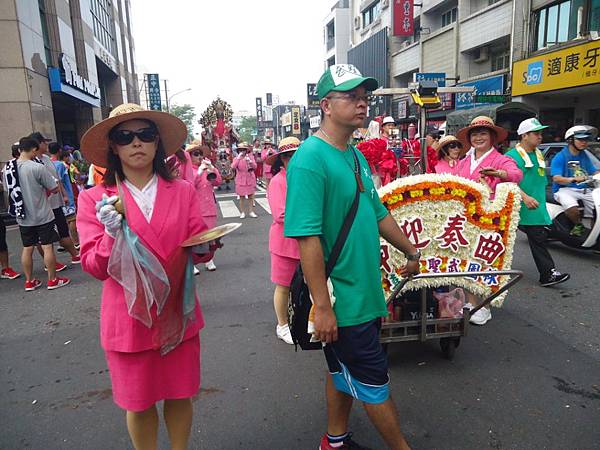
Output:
top-left (447, 142), bottom-right (462, 149)
top-left (191, 151), bottom-right (201, 157)
top-left (110, 128), bottom-right (158, 146)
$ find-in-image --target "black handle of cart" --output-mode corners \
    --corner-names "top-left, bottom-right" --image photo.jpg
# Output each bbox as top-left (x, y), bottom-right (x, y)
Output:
top-left (380, 270), bottom-right (523, 358)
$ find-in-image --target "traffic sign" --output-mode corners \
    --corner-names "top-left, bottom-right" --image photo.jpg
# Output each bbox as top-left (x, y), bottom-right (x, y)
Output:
top-left (146, 74), bottom-right (162, 111)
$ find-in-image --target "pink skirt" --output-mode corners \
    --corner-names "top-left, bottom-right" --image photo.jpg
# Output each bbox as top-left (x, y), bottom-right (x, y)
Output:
top-left (271, 253), bottom-right (299, 287)
top-left (236, 184), bottom-right (256, 197)
top-left (105, 335), bottom-right (200, 412)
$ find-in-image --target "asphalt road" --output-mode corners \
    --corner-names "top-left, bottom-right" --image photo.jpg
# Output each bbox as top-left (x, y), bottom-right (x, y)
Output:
top-left (1, 190), bottom-right (600, 450)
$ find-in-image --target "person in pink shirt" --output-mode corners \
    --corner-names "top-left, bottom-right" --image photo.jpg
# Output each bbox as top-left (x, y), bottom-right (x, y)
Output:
top-left (187, 143), bottom-right (222, 271)
top-left (261, 139), bottom-right (276, 188)
top-left (265, 137), bottom-right (301, 345)
top-left (167, 144), bottom-right (195, 184)
top-left (434, 135), bottom-right (463, 174)
top-left (232, 142), bottom-right (257, 218)
top-left (76, 103), bottom-right (214, 450)
top-left (454, 116), bottom-right (523, 326)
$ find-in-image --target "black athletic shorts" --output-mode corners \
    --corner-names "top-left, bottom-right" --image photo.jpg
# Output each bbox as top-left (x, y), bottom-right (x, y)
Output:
top-left (0, 217), bottom-right (7, 252)
top-left (52, 207), bottom-right (69, 239)
top-left (19, 221), bottom-right (59, 247)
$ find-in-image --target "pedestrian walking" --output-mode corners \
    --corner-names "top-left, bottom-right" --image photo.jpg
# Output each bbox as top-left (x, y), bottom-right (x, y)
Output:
top-left (77, 103), bottom-right (214, 450)
top-left (265, 137), bottom-right (301, 345)
top-left (506, 118), bottom-right (570, 287)
top-left (261, 139), bottom-right (276, 188)
top-left (49, 143), bottom-right (79, 248)
top-left (285, 64), bottom-right (419, 450)
top-left (188, 143), bottom-right (221, 271)
top-left (232, 141), bottom-right (257, 218)
top-left (454, 116), bottom-right (523, 325)
top-left (29, 132), bottom-right (80, 266)
top-left (434, 135), bottom-right (463, 174)
top-left (252, 138), bottom-right (264, 182)
top-left (7, 137), bottom-right (70, 291)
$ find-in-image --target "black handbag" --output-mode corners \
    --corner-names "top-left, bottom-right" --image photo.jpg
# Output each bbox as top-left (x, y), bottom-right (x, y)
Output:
top-left (288, 150), bottom-right (361, 350)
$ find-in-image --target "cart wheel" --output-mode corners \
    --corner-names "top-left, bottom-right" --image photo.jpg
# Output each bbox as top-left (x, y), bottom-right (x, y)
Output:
top-left (440, 338), bottom-right (457, 360)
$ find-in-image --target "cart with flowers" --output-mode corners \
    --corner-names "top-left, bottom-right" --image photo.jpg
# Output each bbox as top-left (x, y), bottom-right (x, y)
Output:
top-left (378, 174), bottom-right (523, 359)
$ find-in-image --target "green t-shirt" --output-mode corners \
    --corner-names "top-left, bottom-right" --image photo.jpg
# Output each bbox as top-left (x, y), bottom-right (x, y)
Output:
top-left (505, 147), bottom-right (552, 226)
top-left (284, 136), bottom-right (389, 327)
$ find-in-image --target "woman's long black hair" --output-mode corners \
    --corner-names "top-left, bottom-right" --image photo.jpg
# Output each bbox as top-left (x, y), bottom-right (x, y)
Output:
top-left (103, 119), bottom-right (174, 186)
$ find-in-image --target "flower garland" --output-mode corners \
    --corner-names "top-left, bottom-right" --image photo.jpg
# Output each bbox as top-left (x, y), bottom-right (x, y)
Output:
top-left (379, 174), bottom-right (522, 307)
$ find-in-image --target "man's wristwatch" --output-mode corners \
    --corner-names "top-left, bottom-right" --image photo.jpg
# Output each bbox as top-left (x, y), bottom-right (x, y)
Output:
top-left (405, 250), bottom-right (421, 261)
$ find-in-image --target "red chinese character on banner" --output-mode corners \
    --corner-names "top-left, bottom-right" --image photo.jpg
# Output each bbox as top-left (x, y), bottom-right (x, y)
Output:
top-left (381, 245), bottom-right (392, 273)
top-left (473, 233), bottom-right (505, 265)
top-left (434, 214), bottom-right (470, 252)
top-left (399, 217), bottom-right (431, 249)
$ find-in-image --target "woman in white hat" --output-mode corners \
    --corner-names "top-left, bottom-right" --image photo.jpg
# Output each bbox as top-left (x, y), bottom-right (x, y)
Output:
top-left (434, 135), bottom-right (464, 174)
top-left (265, 137), bottom-right (301, 344)
top-left (232, 142), bottom-right (258, 218)
top-left (76, 103), bottom-right (215, 450)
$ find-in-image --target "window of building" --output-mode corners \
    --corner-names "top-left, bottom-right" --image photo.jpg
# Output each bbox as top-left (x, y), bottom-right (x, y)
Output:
top-left (491, 49), bottom-right (510, 71)
top-left (534, 0), bottom-right (583, 50)
top-left (327, 56), bottom-right (336, 68)
top-left (362, 1), bottom-right (381, 28)
top-left (488, 0), bottom-right (502, 5)
top-left (326, 20), bottom-right (335, 50)
top-left (90, 0), bottom-right (116, 56)
top-left (38, 0), bottom-right (52, 65)
top-left (441, 7), bottom-right (458, 27)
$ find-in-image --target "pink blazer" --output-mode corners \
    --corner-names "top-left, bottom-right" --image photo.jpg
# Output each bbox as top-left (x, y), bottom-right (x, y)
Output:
top-left (453, 148), bottom-right (522, 194)
top-left (261, 148), bottom-right (275, 179)
top-left (232, 153), bottom-right (257, 187)
top-left (77, 177), bottom-right (209, 352)
top-left (267, 169), bottom-right (300, 259)
top-left (193, 165), bottom-right (222, 218)
top-left (434, 159), bottom-right (457, 174)
top-left (168, 151), bottom-right (196, 184)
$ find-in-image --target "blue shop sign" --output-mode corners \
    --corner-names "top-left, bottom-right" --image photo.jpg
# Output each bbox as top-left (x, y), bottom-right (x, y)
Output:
top-left (48, 54), bottom-right (100, 107)
top-left (414, 72), bottom-right (446, 87)
top-left (455, 75), bottom-right (504, 110)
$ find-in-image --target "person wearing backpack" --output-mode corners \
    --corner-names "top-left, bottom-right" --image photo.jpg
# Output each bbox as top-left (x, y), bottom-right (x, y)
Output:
top-left (284, 64), bottom-right (420, 450)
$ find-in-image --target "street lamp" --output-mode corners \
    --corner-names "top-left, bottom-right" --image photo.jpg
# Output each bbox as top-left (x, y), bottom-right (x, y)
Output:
top-left (167, 88), bottom-right (192, 112)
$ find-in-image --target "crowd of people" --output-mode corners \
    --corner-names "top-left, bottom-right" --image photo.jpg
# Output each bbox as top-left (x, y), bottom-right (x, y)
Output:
top-left (2, 61), bottom-right (599, 450)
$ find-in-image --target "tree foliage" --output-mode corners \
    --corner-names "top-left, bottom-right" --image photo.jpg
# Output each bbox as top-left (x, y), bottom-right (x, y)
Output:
top-left (169, 104), bottom-right (196, 141)
top-left (238, 116), bottom-right (257, 143)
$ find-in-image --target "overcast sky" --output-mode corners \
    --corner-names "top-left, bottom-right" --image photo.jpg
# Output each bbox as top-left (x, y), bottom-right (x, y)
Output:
top-left (130, 0), bottom-right (331, 117)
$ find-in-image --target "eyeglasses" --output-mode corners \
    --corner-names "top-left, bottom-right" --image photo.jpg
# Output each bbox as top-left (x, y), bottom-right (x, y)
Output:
top-left (327, 92), bottom-right (373, 104)
top-left (109, 128), bottom-right (158, 146)
top-left (191, 151), bottom-right (201, 157)
top-left (447, 142), bottom-right (462, 149)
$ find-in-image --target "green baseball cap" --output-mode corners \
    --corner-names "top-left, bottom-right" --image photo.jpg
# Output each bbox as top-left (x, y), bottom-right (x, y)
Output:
top-left (317, 64), bottom-right (379, 99)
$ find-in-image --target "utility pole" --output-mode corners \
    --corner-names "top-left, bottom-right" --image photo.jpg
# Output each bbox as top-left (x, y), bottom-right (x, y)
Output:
top-left (164, 79), bottom-right (169, 112)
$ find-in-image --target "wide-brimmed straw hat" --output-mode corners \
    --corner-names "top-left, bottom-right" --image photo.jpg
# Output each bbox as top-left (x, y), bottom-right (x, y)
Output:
top-left (437, 135), bottom-right (463, 158)
top-left (185, 139), bottom-right (202, 152)
top-left (263, 138), bottom-right (275, 146)
top-left (456, 116), bottom-right (508, 149)
top-left (237, 141), bottom-right (251, 151)
top-left (80, 103), bottom-right (187, 167)
top-left (265, 137), bottom-right (300, 165)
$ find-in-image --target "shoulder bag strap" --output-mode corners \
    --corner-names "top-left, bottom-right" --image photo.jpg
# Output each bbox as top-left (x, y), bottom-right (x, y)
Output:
top-left (325, 149), bottom-right (361, 278)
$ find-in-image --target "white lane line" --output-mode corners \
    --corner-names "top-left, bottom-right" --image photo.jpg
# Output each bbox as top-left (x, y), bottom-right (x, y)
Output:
top-left (215, 192), bottom-right (266, 200)
top-left (255, 198), bottom-right (271, 215)
top-left (219, 200), bottom-right (241, 218)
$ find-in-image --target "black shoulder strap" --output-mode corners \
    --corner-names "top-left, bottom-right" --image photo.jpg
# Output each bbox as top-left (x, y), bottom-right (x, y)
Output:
top-left (325, 149), bottom-right (361, 277)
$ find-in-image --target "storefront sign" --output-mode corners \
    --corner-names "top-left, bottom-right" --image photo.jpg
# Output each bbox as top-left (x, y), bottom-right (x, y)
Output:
top-left (397, 100), bottom-right (408, 119)
top-left (291, 106), bottom-right (301, 135)
top-left (455, 75), bottom-right (504, 110)
top-left (414, 72), bottom-right (446, 87)
top-left (512, 41), bottom-right (600, 96)
top-left (307, 83), bottom-right (319, 107)
top-left (256, 97), bottom-right (263, 128)
top-left (393, 0), bottom-right (414, 37)
top-left (281, 112), bottom-right (292, 127)
top-left (379, 174), bottom-right (521, 306)
top-left (146, 74), bottom-right (162, 111)
top-left (48, 54), bottom-right (101, 107)
top-left (309, 115), bottom-right (321, 129)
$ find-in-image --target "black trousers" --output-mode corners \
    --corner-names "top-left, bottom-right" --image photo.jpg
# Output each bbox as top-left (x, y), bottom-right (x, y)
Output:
top-left (518, 225), bottom-right (555, 281)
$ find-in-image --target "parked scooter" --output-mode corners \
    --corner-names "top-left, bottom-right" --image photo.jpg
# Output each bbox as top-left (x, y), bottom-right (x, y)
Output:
top-left (546, 173), bottom-right (600, 251)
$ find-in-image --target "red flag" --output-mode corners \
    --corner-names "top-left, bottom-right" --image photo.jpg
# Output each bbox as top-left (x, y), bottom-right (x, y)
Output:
top-left (393, 0), bottom-right (414, 37)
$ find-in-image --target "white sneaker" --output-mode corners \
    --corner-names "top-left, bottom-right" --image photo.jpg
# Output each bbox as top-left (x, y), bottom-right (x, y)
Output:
top-left (239, 212), bottom-right (246, 219)
top-left (276, 324), bottom-right (294, 345)
top-left (205, 260), bottom-right (216, 271)
top-left (193, 266), bottom-right (200, 276)
top-left (469, 307), bottom-right (492, 325)
top-left (249, 211), bottom-right (258, 218)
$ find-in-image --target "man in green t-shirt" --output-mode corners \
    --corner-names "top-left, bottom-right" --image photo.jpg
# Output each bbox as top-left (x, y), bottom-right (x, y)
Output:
top-left (506, 118), bottom-right (570, 287)
top-left (285, 64), bottom-right (419, 450)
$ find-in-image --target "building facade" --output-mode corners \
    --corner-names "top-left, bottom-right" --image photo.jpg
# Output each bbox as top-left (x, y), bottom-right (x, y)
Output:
top-left (0, 0), bottom-right (139, 163)
top-left (324, 0), bottom-right (600, 137)
top-left (324, 0), bottom-right (352, 68)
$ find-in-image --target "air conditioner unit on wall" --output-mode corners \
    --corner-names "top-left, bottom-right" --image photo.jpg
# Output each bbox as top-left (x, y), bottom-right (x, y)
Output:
top-left (354, 16), bottom-right (361, 30)
top-left (474, 46), bottom-right (489, 63)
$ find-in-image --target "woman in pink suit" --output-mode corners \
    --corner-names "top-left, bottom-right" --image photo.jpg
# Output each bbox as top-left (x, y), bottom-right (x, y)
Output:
top-left (188, 144), bottom-right (222, 271)
top-left (167, 145), bottom-right (195, 184)
top-left (265, 137), bottom-right (300, 345)
top-left (232, 142), bottom-right (257, 218)
top-left (454, 116), bottom-right (523, 326)
top-left (77, 104), bottom-right (214, 450)
top-left (261, 139), bottom-right (276, 188)
top-left (434, 135), bottom-right (463, 174)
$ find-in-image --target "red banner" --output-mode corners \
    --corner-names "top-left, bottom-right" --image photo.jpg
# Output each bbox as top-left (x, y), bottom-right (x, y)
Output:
top-left (393, 0), bottom-right (414, 36)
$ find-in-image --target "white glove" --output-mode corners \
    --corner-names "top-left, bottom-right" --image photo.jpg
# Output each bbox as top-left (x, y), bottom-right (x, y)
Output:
top-left (96, 194), bottom-right (122, 237)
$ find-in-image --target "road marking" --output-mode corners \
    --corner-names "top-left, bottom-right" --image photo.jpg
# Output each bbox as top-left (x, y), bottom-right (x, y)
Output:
top-left (254, 198), bottom-right (271, 215)
top-left (219, 200), bottom-right (241, 218)
top-left (215, 192), bottom-right (267, 200)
